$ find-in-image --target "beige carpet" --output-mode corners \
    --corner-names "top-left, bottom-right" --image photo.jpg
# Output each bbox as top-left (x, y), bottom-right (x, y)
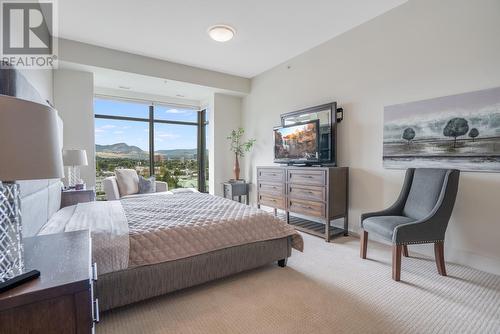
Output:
top-left (98, 233), bottom-right (500, 334)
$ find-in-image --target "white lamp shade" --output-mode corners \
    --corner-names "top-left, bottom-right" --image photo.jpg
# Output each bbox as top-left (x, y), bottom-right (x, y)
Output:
top-left (63, 149), bottom-right (88, 166)
top-left (0, 95), bottom-right (64, 181)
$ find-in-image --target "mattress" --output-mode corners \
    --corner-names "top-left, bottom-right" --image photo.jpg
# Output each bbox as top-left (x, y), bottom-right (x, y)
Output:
top-left (39, 191), bottom-right (303, 275)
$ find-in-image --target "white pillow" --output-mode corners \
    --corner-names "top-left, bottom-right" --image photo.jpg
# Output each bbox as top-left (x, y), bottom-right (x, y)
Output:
top-left (115, 169), bottom-right (139, 197)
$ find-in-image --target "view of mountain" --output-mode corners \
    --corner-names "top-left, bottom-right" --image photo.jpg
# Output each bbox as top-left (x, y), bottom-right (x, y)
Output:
top-left (96, 143), bottom-right (144, 154)
top-left (156, 149), bottom-right (197, 159)
top-left (96, 143), bottom-right (197, 160)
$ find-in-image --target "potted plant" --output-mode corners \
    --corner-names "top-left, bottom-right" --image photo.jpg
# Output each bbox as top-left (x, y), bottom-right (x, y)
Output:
top-left (227, 128), bottom-right (256, 181)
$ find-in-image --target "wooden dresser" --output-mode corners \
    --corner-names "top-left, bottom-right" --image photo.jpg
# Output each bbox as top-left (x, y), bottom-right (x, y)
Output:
top-left (257, 166), bottom-right (348, 241)
top-left (0, 231), bottom-right (98, 334)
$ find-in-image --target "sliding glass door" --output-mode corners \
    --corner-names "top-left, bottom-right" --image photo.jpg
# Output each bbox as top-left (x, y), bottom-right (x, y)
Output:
top-left (94, 97), bottom-right (208, 200)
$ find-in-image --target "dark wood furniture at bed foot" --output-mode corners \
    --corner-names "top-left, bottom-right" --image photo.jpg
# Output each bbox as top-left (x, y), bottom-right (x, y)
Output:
top-left (257, 166), bottom-right (349, 242)
top-left (0, 231), bottom-right (98, 334)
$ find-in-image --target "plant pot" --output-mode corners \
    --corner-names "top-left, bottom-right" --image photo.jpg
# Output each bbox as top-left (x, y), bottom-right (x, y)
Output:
top-left (233, 154), bottom-right (240, 180)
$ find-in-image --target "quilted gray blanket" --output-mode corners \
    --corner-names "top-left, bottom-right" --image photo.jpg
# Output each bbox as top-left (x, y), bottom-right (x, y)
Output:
top-left (121, 192), bottom-right (303, 268)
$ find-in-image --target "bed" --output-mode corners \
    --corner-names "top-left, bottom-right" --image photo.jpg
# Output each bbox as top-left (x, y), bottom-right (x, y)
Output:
top-left (21, 183), bottom-right (303, 311)
top-left (8, 65), bottom-right (303, 312)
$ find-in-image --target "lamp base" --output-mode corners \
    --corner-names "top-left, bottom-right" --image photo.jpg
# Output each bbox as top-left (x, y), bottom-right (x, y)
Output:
top-left (0, 181), bottom-right (24, 282)
top-left (67, 166), bottom-right (81, 188)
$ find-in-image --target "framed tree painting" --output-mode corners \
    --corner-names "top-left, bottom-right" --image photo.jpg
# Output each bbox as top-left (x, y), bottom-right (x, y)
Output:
top-left (383, 86), bottom-right (500, 172)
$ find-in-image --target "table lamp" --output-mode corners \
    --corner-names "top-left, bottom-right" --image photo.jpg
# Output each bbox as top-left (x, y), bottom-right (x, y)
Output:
top-left (63, 149), bottom-right (88, 188)
top-left (0, 95), bottom-right (63, 289)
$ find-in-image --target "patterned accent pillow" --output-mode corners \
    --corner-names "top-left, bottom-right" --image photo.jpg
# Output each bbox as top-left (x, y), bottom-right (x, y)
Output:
top-left (138, 176), bottom-right (156, 194)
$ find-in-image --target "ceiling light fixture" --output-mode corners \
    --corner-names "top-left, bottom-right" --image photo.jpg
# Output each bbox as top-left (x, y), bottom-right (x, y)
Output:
top-left (208, 25), bottom-right (235, 42)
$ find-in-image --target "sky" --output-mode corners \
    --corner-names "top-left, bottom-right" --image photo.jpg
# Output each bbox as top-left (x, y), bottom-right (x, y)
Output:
top-left (94, 98), bottom-right (200, 151)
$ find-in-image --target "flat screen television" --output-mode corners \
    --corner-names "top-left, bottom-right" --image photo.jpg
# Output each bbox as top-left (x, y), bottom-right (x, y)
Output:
top-left (274, 120), bottom-right (320, 164)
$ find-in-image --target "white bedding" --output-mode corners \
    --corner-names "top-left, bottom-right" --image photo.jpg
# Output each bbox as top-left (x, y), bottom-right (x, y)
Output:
top-left (39, 201), bottom-right (129, 274)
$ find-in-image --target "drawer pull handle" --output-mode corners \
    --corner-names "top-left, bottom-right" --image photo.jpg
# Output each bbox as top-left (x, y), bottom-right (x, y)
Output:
top-left (93, 298), bottom-right (100, 323)
top-left (92, 262), bottom-right (98, 281)
top-left (292, 203), bottom-right (314, 210)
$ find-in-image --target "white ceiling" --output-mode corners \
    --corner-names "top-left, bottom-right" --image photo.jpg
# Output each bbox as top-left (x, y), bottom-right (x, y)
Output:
top-left (59, 0), bottom-right (407, 78)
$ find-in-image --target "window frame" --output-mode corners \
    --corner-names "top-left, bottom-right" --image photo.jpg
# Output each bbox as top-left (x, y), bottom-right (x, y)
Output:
top-left (94, 95), bottom-right (208, 192)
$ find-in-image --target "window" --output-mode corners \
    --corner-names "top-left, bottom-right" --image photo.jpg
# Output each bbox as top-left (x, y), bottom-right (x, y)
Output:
top-left (154, 123), bottom-right (198, 190)
top-left (154, 104), bottom-right (198, 122)
top-left (94, 97), bottom-right (208, 200)
top-left (95, 98), bottom-right (150, 119)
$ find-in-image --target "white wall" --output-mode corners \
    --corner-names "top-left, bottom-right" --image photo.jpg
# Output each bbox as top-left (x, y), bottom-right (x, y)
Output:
top-left (18, 69), bottom-right (53, 104)
top-left (209, 93), bottom-right (242, 195)
top-left (242, 0), bottom-right (500, 275)
top-left (53, 70), bottom-right (95, 187)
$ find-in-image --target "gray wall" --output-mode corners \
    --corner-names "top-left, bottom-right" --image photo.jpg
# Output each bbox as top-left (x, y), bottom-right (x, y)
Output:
top-left (242, 0), bottom-right (500, 274)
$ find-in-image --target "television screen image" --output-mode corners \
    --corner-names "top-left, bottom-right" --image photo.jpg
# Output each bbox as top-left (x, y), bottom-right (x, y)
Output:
top-left (274, 120), bottom-right (319, 162)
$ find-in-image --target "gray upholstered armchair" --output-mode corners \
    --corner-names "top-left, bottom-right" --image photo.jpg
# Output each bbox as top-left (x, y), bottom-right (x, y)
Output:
top-left (360, 168), bottom-right (460, 281)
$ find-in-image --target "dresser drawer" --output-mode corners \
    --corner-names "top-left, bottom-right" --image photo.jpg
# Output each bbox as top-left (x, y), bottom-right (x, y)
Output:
top-left (288, 184), bottom-right (325, 202)
top-left (259, 194), bottom-right (285, 210)
top-left (288, 198), bottom-right (325, 218)
top-left (258, 182), bottom-right (284, 197)
top-left (257, 168), bottom-right (285, 182)
top-left (287, 169), bottom-right (326, 186)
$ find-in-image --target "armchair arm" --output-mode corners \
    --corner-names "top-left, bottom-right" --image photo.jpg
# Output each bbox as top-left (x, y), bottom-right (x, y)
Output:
top-left (103, 176), bottom-right (121, 200)
top-left (392, 169), bottom-right (460, 244)
top-left (155, 181), bottom-right (168, 192)
top-left (360, 169), bottom-right (415, 224)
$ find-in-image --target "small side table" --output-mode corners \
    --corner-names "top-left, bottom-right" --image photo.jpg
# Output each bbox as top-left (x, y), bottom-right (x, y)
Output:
top-left (0, 231), bottom-right (97, 334)
top-left (61, 188), bottom-right (96, 208)
top-left (223, 182), bottom-right (250, 205)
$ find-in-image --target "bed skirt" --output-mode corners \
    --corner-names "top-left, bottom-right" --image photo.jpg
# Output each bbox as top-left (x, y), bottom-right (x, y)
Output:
top-left (96, 236), bottom-right (291, 311)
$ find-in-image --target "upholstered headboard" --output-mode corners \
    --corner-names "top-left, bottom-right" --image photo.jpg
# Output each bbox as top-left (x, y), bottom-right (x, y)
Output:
top-left (1, 63), bottom-right (64, 237)
top-left (19, 180), bottom-right (62, 237)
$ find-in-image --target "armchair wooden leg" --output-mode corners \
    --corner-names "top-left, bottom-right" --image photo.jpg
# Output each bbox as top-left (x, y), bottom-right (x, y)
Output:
top-left (392, 244), bottom-right (402, 281)
top-left (360, 231), bottom-right (368, 259)
top-left (434, 242), bottom-right (447, 276)
top-left (402, 245), bottom-right (409, 257)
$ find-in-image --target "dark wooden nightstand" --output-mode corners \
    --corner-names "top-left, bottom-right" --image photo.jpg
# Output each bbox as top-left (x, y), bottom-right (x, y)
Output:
top-left (223, 182), bottom-right (250, 204)
top-left (0, 231), bottom-right (98, 334)
top-left (61, 188), bottom-right (96, 208)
